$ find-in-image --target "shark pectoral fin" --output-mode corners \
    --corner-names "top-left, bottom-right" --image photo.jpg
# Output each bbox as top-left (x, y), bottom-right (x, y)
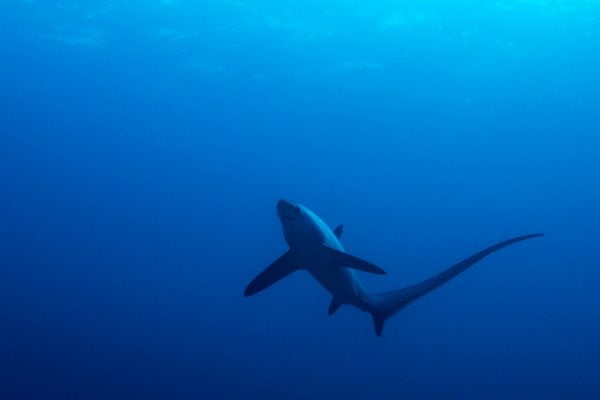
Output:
top-left (333, 225), bottom-right (344, 238)
top-left (321, 245), bottom-right (387, 275)
top-left (244, 251), bottom-right (298, 297)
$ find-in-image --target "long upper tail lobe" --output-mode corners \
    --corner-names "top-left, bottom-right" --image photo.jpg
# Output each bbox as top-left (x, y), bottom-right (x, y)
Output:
top-left (369, 233), bottom-right (544, 336)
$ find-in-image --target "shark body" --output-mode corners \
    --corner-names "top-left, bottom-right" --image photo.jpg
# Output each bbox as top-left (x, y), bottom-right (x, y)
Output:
top-left (244, 199), bottom-right (542, 336)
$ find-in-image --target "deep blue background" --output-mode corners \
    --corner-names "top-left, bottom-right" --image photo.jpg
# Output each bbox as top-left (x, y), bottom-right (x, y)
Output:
top-left (1, 1), bottom-right (599, 399)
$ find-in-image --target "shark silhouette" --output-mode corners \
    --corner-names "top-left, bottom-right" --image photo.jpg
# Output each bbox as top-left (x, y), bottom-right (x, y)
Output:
top-left (244, 199), bottom-right (543, 336)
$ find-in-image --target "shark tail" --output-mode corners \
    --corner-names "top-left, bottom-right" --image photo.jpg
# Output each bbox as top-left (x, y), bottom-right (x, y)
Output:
top-left (367, 233), bottom-right (544, 337)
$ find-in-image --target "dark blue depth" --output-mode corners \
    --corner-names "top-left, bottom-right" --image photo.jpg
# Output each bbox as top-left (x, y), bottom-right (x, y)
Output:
top-left (1, 1), bottom-right (599, 399)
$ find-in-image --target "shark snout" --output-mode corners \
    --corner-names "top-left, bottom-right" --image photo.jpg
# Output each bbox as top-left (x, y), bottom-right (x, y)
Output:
top-left (277, 199), bottom-right (299, 220)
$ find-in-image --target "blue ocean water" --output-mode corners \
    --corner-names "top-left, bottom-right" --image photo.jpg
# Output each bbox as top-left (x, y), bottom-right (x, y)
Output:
top-left (1, 1), bottom-right (599, 399)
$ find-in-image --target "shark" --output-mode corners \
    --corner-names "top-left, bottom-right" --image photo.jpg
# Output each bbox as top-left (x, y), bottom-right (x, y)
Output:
top-left (244, 199), bottom-right (543, 336)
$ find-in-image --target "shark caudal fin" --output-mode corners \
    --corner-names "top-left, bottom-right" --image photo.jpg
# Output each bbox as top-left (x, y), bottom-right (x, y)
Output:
top-left (368, 234), bottom-right (544, 337)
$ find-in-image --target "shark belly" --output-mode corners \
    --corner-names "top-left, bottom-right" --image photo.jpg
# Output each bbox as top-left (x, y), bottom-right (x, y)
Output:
top-left (307, 263), bottom-right (372, 311)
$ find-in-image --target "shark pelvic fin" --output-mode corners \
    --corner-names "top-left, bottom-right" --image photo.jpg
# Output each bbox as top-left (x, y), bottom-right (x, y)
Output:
top-left (371, 312), bottom-right (385, 337)
top-left (328, 297), bottom-right (343, 315)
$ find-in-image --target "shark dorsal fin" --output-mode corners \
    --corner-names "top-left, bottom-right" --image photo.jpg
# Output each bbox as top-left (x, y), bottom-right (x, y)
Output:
top-left (333, 224), bottom-right (344, 238)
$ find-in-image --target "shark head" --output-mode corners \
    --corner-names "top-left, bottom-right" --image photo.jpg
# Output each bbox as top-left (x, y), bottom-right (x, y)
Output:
top-left (276, 199), bottom-right (302, 223)
top-left (277, 199), bottom-right (325, 248)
